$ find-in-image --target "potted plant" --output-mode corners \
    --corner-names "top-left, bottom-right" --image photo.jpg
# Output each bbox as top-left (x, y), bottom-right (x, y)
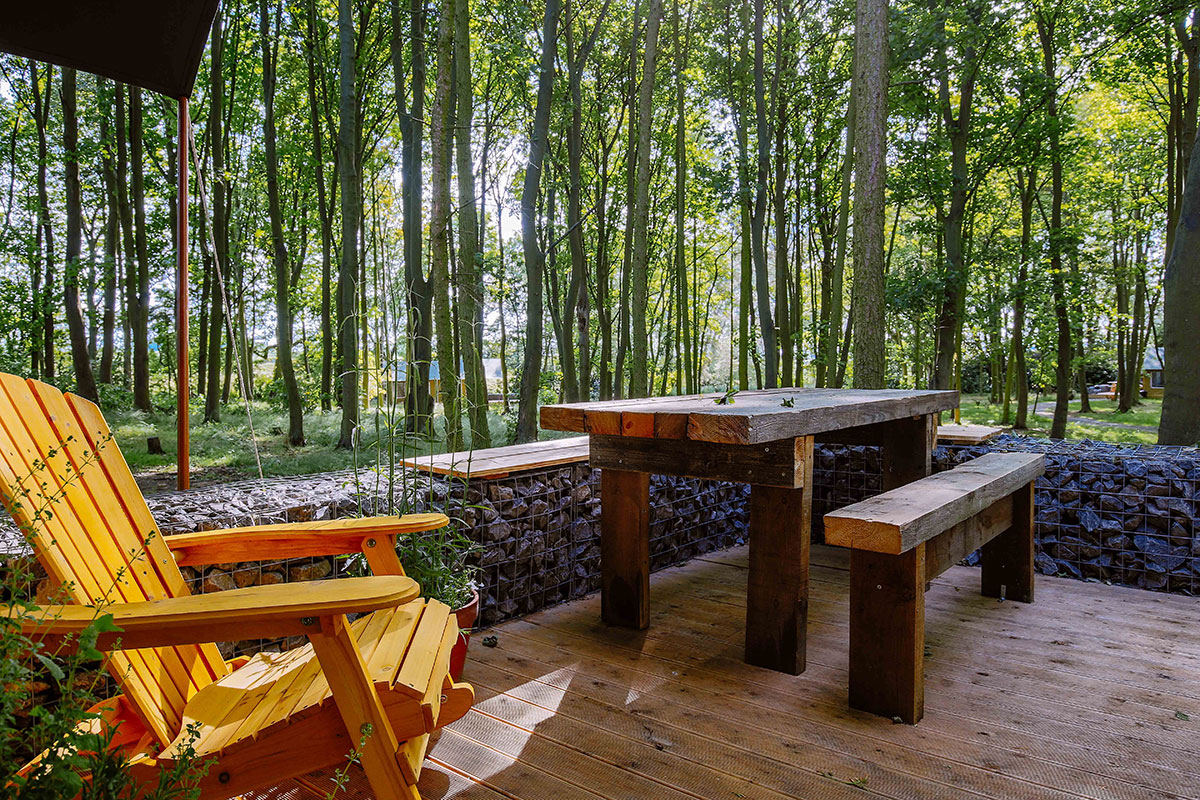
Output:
top-left (394, 523), bottom-right (481, 681)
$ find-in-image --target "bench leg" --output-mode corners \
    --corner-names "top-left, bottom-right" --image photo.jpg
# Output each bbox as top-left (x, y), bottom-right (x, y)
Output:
top-left (745, 438), bottom-right (813, 675)
top-left (600, 468), bottom-right (651, 629)
top-left (849, 545), bottom-right (926, 724)
top-left (981, 482), bottom-right (1035, 603)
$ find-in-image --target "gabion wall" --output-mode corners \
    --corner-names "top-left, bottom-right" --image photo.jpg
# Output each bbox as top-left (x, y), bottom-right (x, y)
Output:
top-left (460, 465), bottom-right (749, 626)
top-left (810, 435), bottom-right (1199, 595)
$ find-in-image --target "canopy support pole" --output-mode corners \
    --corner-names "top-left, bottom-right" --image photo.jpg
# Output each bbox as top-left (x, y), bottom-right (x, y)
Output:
top-left (177, 96), bottom-right (190, 490)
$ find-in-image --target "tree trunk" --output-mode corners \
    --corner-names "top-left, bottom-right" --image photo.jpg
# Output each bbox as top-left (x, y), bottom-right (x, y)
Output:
top-left (261, 0), bottom-right (304, 445)
top-left (130, 87), bottom-right (151, 410)
top-left (628, 0), bottom-right (664, 398)
top-left (32, 62), bottom-right (56, 382)
top-left (309, 0), bottom-right (335, 412)
top-left (98, 78), bottom-right (119, 386)
top-left (456, 0), bottom-right (491, 447)
top-left (516, 0), bottom-right (560, 441)
top-left (751, 0), bottom-right (777, 387)
top-left (674, 0), bottom-right (694, 393)
top-left (824, 68), bottom-right (855, 388)
top-left (430, 0), bottom-right (461, 450)
top-left (1013, 166), bottom-right (1035, 429)
top-left (1037, 11), bottom-right (1071, 440)
top-left (1161, 105), bottom-right (1200, 444)
top-left (850, 0), bottom-right (888, 388)
top-left (61, 68), bottom-right (99, 402)
top-left (204, 13), bottom-right (226, 422)
top-left (396, 0), bottom-right (434, 434)
top-left (336, 0), bottom-right (360, 448)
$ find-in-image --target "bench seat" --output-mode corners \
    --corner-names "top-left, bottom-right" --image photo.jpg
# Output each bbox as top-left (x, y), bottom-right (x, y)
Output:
top-left (824, 451), bottom-right (1045, 723)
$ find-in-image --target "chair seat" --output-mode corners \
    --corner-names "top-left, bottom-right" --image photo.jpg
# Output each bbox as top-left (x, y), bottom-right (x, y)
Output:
top-left (165, 598), bottom-right (458, 760)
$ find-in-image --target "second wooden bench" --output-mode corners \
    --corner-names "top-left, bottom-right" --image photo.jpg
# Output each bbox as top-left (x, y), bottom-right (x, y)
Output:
top-left (823, 451), bottom-right (1045, 723)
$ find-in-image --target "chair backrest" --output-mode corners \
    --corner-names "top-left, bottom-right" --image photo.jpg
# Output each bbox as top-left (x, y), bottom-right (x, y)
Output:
top-left (0, 374), bottom-right (228, 746)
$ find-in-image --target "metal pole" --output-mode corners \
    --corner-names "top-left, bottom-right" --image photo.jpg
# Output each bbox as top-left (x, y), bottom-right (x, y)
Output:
top-left (177, 96), bottom-right (190, 490)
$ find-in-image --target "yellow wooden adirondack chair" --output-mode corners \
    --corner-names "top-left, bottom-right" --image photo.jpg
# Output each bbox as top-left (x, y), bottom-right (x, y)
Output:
top-left (0, 373), bottom-right (474, 799)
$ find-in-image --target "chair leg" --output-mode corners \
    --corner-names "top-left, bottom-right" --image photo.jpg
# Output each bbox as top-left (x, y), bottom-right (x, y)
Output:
top-left (849, 546), bottom-right (926, 724)
top-left (310, 615), bottom-right (423, 800)
top-left (981, 482), bottom-right (1035, 604)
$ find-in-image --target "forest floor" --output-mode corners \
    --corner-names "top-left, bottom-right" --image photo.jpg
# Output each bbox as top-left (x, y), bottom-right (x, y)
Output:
top-left (113, 393), bottom-right (1166, 492)
top-left (959, 394), bottom-right (1161, 444)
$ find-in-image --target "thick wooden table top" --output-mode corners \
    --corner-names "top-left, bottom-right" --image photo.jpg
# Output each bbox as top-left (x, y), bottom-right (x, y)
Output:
top-left (541, 388), bottom-right (958, 445)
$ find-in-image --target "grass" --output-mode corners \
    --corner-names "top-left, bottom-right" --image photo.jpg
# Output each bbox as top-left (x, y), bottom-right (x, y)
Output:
top-left (955, 393), bottom-right (1162, 445)
top-left (111, 400), bottom-right (543, 491)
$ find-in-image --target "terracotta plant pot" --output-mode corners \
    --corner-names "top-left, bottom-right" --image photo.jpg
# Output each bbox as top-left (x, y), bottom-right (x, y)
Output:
top-left (449, 591), bottom-right (479, 681)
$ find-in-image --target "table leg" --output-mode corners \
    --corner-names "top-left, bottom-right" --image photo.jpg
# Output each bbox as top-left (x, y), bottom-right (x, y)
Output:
top-left (745, 435), bottom-right (814, 675)
top-left (600, 467), bottom-right (651, 629)
top-left (849, 414), bottom-right (935, 722)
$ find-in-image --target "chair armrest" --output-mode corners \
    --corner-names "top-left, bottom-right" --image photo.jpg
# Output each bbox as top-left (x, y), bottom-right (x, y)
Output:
top-left (11, 576), bottom-right (419, 650)
top-left (165, 513), bottom-right (449, 566)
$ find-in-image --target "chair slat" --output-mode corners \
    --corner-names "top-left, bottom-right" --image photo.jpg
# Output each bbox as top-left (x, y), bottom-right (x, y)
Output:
top-left (0, 375), bottom-right (229, 746)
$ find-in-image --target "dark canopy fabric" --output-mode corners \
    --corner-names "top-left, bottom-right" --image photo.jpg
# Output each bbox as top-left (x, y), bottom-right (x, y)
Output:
top-left (0, 0), bottom-right (220, 98)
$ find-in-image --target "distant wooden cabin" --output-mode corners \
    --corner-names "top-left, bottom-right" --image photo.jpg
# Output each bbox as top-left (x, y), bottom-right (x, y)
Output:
top-left (1092, 348), bottom-right (1164, 400)
top-left (1142, 348), bottom-right (1165, 398)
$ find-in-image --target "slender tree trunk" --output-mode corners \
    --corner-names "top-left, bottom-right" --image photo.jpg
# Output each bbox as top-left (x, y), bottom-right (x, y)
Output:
top-left (309, 0), bottom-right (335, 412)
top-left (32, 62), bottom-right (56, 382)
top-left (205, 13), bottom-right (226, 422)
top-left (61, 68), bottom-right (99, 402)
top-left (751, 0), bottom-right (777, 387)
top-left (615, 0), bottom-right (642, 400)
top-left (430, 0), bottom-right (461, 450)
top-left (1037, 11), bottom-right (1071, 439)
top-left (674, 0), bottom-right (694, 393)
top-left (261, 0), bottom-right (304, 445)
top-left (336, 0), bottom-right (360, 448)
top-left (130, 87), bottom-right (151, 410)
top-left (850, 0), bottom-right (888, 388)
top-left (455, 0), bottom-right (492, 447)
top-left (516, 0), bottom-right (560, 441)
top-left (628, 0), bottom-right (664, 398)
top-left (98, 78), bottom-right (119, 385)
top-left (824, 72), bottom-right (855, 388)
top-left (1013, 166), bottom-right (1035, 429)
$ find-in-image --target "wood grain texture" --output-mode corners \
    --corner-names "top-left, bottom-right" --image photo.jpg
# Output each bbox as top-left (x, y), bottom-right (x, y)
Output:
top-left (935, 423), bottom-right (1004, 445)
top-left (600, 468), bottom-right (651, 630)
top-left (923, 495), bottom-right (1013, 580)
top-left (541, 388), bottom-right (958, 444)
top-left (400, 436), bottom-right (590, 479)
top-left (422, 544), bottom-right (1200, 800)
top-left (825, 452), bottom-right (1044, 554)
top-left (849, 545), bottom-right (926, 723)
top-left (18, 576), bottom-right (419, 650)
top-left (166, 513), bottom-right (448, 566)
top-left (745, 437), bottom-right (814, 674)
top-left (981, 481), bottom-right (1036, 603)
top-left (311, 614), bottom-right (420, 799)
top-left (590, 434), bottom-right (807, 487)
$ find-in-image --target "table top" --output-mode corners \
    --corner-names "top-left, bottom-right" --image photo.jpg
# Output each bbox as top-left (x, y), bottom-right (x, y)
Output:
top-left (541, 388), bottom-right (959, 445)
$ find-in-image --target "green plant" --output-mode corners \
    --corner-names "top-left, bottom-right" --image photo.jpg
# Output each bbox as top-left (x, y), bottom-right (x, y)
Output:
top-left (393, 522), bottom-right (481, 611)
top-left (0, 437), bottom-right (208, 799)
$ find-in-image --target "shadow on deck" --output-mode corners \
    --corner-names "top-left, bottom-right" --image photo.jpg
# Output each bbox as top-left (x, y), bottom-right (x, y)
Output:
top-left (275, 544), bottom-right (1200, 800)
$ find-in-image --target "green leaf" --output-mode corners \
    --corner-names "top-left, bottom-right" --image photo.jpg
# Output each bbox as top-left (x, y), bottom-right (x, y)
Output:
top-left (36, 652), bottom-right (65, 682)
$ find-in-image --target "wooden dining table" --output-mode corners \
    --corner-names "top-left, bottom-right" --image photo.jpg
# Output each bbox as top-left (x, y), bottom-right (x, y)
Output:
top-left (540, 387), bottom-right (959, 676)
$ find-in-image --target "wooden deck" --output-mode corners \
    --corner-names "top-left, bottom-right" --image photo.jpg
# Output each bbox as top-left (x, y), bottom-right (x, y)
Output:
top-left (280, 544), bottom-right (1200, 800)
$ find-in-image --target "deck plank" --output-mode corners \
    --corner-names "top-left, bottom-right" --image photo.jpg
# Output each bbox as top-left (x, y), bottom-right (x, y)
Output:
top-left (411, 544), bottom-right (1196, 799)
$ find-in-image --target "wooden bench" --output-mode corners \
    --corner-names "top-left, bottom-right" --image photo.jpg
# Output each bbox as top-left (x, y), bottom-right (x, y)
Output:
top-left (935, 423), bottom-right (1004, 445)
top-left (823, 451), bottom-right (1045, 724)
top-left (401, 436), bottom-right (590, 479)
